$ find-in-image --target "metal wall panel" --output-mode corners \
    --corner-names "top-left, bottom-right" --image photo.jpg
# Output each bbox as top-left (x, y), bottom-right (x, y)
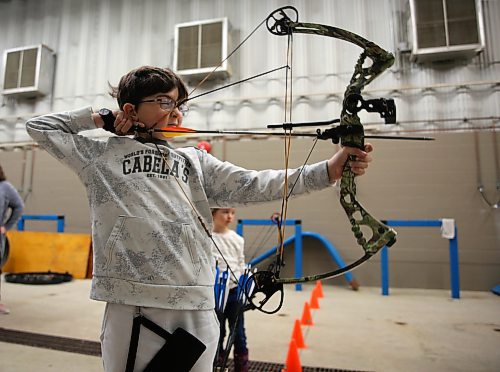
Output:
top-left (0, 0), bottom-right (498, 144)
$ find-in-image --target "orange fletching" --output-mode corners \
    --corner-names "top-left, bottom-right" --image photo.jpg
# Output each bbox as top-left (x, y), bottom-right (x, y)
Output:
top-left (157, 127), bottom-right (198, 138)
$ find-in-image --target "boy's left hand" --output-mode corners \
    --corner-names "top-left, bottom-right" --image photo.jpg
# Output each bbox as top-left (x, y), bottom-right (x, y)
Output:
top-left (327, 143), bottom-right (373, 183)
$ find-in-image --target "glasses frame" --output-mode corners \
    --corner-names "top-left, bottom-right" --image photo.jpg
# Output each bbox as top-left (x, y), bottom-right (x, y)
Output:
top-left (138, 97), bottom-right (189, 114)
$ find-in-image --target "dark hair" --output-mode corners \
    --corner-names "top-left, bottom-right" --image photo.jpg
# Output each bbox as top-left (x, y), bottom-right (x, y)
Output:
top-left (109, 66), bottom-right (188, 109)
top-left (0, 165), bottom-right (5, 182)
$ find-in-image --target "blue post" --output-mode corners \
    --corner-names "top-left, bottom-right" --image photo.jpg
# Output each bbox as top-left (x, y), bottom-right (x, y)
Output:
top-left (17, 218), bottom-right (25, 231)
top-left (294, 222), bottom-right (302, 291)
top-left (236, 220), bottom-right (243, 237)
top-left (449, 227), bottom-right (460, 299)
top-left (381, 246), bottom-right (389, 296)
top-left (57, 216), bottom-right (65, 233)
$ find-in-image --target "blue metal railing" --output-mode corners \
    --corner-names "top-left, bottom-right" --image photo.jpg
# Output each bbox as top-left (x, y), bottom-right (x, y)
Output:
top-left (381, 219), bottom-right (460, 299)
top-left (17, 214), bottom-right (65, 233)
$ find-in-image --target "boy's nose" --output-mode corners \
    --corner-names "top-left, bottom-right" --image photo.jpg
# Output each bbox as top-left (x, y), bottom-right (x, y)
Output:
top-left (173, 107), bottom-right (184, 116)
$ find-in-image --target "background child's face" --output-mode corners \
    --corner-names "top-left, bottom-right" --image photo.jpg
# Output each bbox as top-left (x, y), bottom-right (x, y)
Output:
top-left (213, 208), bottom-right (236, 230)
top-left (135, 88), bottom-right (184, 137)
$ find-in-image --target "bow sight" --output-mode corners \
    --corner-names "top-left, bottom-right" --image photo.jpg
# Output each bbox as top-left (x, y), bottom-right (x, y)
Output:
top-left (344, 94), bottom-right (396, 124)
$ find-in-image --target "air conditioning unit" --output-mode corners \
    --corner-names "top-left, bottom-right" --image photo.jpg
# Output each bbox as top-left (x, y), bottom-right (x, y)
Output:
top-left (409, 0), bottom-right (485, 63)
top-left (2, 44), bottom-right (55, 98)
top-left (174, 17), bottom-right (231, 81)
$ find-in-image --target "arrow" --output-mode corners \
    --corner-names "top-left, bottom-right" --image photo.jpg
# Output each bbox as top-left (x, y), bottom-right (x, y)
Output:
top-left (137, 126), bottom-right (434, 141)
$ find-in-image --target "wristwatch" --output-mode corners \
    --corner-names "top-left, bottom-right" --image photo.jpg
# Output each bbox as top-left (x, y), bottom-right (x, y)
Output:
top-left (98, 108), bottom-right (115, 133)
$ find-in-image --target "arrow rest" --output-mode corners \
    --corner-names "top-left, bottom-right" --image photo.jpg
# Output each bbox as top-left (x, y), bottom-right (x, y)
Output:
top-left (316, 125), bottom-right (363, 144)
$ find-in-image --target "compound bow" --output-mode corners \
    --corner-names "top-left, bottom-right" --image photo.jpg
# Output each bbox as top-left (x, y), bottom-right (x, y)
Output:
top-left (240, 6), bottom-right (398, 314)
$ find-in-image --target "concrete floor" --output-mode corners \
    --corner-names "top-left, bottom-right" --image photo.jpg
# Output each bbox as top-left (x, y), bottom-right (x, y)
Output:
top-left (0, 276), bottom-right (499, 372)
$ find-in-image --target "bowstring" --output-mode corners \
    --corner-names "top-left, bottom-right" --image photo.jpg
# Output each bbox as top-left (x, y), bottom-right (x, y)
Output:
top-left (152, 142), bottom-right (243, 290)
top-left (163, 11), bottom-right (278, 299)
top-left (244, 219), bottom-right (279, 264)
top-left (152, 140), bottom-right (266, 371)
top-left (176, 8), bottom-right (295, 284)
top-left (274, 24), bottom-right (324, 282)
top-left (187, 17), bottom-right (268, 99)
top-left (147, 15), bottom-right (293, 370)
top-left (176, 9), bottom-right (299, 285)
top-left (275, 31), bottom-right (294, 277)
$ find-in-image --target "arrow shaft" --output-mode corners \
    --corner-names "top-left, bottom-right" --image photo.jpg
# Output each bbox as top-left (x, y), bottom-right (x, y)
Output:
top-left (153, 128), bottom-right (433, 141)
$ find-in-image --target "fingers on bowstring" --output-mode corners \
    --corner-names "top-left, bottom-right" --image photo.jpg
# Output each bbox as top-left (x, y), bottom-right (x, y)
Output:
top-left (114, 113), bottom-right (138, 135)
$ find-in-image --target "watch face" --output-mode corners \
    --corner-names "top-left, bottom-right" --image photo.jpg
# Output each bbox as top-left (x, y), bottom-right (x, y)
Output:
top-left (99, 108), bottom-right (112, 116)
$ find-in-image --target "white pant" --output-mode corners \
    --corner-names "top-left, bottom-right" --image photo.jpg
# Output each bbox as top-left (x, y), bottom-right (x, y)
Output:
top-left (100, 303), bottom-right (220, 372)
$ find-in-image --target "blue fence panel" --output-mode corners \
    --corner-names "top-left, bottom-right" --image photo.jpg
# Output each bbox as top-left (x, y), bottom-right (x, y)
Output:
top-left (381, 220), bottom-right (460, 299)
top-left (17, 214), bottom-right (65, 233)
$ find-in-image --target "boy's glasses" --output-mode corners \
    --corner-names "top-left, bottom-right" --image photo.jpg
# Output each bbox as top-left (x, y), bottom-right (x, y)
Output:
top-left (138, 97), bottom-right (189, 114)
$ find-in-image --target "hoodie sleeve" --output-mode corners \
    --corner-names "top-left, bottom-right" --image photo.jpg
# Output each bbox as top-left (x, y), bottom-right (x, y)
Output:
top-left (200, 151), bottom-right (333, 207)
top-left (26, 107), bottom-right (107, 174)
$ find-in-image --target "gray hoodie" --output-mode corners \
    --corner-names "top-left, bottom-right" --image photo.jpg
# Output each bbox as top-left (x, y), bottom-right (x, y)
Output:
top-left (26, 107), bottom-right (331, 310)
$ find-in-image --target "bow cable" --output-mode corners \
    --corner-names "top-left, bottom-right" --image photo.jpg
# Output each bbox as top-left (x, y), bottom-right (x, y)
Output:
top-left (187, 16), bottom-right (268, 99)
top-left (275, 29), bottom-right (294, 280)
top-left (151, 141), bottom-right (245, 291)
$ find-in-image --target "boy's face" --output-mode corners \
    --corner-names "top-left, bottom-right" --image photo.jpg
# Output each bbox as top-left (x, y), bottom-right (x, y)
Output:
top-left (133, 88), bottom-right (184, 139)
top-left (213, 208), bottom-right (236, 230)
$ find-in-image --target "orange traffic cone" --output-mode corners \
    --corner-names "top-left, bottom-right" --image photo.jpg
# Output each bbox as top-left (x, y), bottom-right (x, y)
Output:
top-left (291, 319), bottom-right (307, 349)
top-left (315, 280), bottom-right (324, 298)
top-left (310, 289), bottom-right (320, 310)
top-left (300, 302), bottom-right (314, 326)
top-left (281, 339), bottom-right (302, 372)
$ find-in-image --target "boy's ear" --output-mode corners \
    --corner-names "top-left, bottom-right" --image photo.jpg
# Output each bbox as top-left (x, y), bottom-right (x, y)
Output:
top-left (123, 103), bottom-right (137, 118)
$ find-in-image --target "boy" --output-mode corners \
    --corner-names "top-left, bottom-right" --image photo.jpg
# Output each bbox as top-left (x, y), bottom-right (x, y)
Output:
top-left (26, 66), bottom-right (372, 371)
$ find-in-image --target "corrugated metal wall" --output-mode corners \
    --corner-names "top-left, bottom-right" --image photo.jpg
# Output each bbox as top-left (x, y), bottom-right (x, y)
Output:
top-left (0, 0), bottom-right (499, 143)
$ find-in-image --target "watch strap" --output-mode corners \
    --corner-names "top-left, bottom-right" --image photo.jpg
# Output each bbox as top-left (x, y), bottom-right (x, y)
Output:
top-left (99, 109), bottom-right (116, 133)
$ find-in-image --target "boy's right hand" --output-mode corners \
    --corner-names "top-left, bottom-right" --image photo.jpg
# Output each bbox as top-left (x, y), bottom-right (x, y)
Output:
top-left (112, 111), bottom-right (145, 135)
top-left (92, 109), bottom-right (145, 135)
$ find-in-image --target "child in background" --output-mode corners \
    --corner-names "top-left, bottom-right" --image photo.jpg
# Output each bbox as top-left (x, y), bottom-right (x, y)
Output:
top-left (211, 208), bottom-right (248, 371)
